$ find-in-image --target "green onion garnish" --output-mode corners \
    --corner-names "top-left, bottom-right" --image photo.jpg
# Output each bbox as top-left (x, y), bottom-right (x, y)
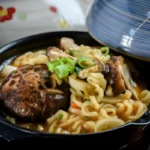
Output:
top-left (57, 113), bottom-right (63, 120)
top-left (48, 57), bottom-right (75, 78)
top-left (71, 50), bottom-right (83, 58)
top-left (48, 60), bottom-right (60, 72)
top-left (55, 64), bottom-right (69, 78)
top-left (61, 57), bottom-right (74, 67)
top-left (77, 56), bottom-right (94, 69)
top-left (62, 57), bottom-right (75, 73)
top-left (100, 47), bottom-right (109, 55)
top-left (74, 66), bottom-right (82, 75)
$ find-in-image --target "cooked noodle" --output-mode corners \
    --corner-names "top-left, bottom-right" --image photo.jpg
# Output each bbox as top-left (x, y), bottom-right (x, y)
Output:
top-left (2, 40), bottom-right (150, 134)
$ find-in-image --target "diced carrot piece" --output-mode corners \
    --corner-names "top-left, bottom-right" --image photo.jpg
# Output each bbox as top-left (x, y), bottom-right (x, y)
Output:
top-left (71, 102), bottom-right (80, 109)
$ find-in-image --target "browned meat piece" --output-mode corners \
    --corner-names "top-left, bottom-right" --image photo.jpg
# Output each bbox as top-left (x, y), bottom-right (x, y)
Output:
top-left (0, 64), bottom-right (70, 121)
top-left (60, 37), bottom-right (78, 51)
top-left (105, 56), bottom-right (139, 99)
top-left (46, 46), bottom-right (77, 62)
top-left (105, 56), bottom-right (126, 95)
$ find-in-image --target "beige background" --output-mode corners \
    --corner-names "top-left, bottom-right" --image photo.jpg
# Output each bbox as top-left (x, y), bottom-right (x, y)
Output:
top-left (0, 0), bottom-right (94, 46)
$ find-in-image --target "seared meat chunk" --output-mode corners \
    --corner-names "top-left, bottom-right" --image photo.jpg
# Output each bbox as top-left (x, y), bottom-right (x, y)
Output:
top-left (0, 64), bottom-right (70, 121)
top-left (60, 37), bottom-right (78, 51)
top-left (105, 56), bottom-right (126, 95)
top-left (46, 46), bottom-right (77, 62)
top-left (105, 56), bottom-right (138, 99)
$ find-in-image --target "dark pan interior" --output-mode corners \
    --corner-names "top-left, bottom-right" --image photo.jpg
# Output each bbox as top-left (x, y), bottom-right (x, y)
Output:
top-left (0, 31), bottom-right (150, 135)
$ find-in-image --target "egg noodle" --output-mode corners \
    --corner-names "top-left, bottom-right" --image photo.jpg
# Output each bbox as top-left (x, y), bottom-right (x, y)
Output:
top-left (2, 40), bottom-right (150, 134)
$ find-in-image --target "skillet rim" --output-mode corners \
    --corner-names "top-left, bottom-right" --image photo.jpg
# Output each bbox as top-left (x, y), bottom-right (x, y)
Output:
top-left (0, 31), bottom-right (149, 137)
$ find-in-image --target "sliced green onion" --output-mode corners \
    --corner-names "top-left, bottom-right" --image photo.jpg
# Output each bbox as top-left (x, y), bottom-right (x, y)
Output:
top-left (57, 113), bottom-right (63, 120)
top-left (61, 57), bottom-right (75, 73)
top-left (61, 57), bottom-right (74, 67)
top-left (47, 57), bottom-right (75, 78)
top-left (55, 64), bottom-right (69, 78)
top-left (71, 50), bottom-right (83, 58)
top-left (66, 64), bottom-right (74, 73)
top-left (77, 57), bottom-right (94, 69)
top-left (100, 47), bottom-right (109, 55)
top-left (48, 60), bottom-right (60, 72)
top-left (74, 66), bottom-right (82, 75)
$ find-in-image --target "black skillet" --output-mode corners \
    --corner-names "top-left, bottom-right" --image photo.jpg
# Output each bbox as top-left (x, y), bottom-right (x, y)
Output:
top-left (0, 31), bottom-right (149, 148)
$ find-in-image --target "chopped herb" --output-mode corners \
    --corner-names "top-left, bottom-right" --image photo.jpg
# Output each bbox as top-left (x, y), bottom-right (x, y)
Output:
top-left (48, 60), bottom-right (60, 72)
top-left (55, 64), bottom-right (68, 78)
top-left (57, 113), bottom-right (63, 120)
top-left (48, 57), bottom-right (75, 78)
top-left (74, 66), bottom-right (82, 75)
top-left (61, 57), bottom-right (75, 73)
top-left (77, 56), bottom-right (94, 69)
top-left (100, 47), bottom-right (109, 56)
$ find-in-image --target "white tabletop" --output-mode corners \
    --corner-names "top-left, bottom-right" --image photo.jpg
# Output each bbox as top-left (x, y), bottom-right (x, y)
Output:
top-left (0, 0), bottom-right (94, 46)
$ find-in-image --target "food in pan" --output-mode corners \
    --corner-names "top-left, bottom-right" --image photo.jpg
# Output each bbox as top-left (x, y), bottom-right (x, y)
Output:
top-left (0, 37), bottom-right (150, 134)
